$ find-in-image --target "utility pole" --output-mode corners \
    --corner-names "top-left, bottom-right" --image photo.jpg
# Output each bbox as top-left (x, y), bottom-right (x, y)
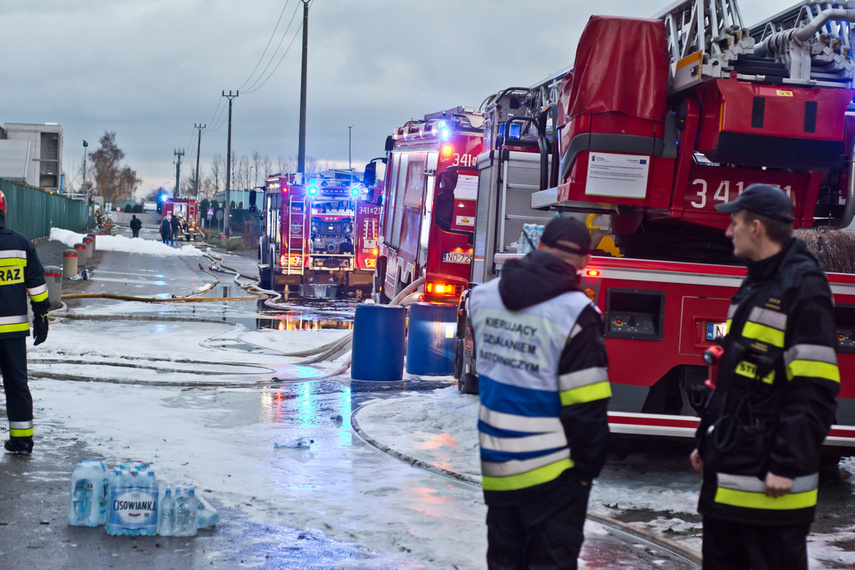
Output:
top-left (298, 0), bottom-right (310, 176)
top-left (173, 149), bottom-right (184, 198)
top-left (82, 140), bottom-right (88, 193)
top-left (222, 90), bottom-right (239, 237)
top-left (194, 123), bottom-right (206, 201)
top-left (348, 125), bottom-right (353, 171)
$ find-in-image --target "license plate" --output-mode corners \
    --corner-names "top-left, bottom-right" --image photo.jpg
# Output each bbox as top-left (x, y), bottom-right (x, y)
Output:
top-left (706, 321), bottom-right (727, 341)
top-left (442, 252), bottom-right (473, 264)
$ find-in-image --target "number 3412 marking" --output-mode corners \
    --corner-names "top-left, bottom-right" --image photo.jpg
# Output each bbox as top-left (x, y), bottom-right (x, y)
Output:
top-left (688, 179), bottom-right (792, 209)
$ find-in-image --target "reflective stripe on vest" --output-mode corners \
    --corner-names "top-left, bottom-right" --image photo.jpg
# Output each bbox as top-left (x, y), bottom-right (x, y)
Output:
top-left (480, 430), bottom-right (567, 454)
top-left (9, 420), bottom-right (33, 438)
top-left (714, 472), bottom-right (818, 511)
top-left (0, 314), bottom-right (29, 334)
top-left (481, 448), bottom-right (571, 478)
top-left (27, 283), bottom-right (48, 304)
top-left (740, 307), bottom-right (786, 348)
top-left (482, 458), bottom-right (574, 492)
top-left (784, 343), bottom-right (840, 383)
top-left (558, 366), bottom-right (611, 405)
top-left (479, 406), bottom-right (563, 434)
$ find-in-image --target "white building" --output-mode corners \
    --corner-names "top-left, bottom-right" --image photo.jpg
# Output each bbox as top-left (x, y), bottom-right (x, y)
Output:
top-left (0, 123), bottom-right (63, 192)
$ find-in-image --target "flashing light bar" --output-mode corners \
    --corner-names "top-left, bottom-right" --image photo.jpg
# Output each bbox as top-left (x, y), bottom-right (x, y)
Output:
top-left (426, 281), bottom-right (456, 296)
top-left (307, 186), bottom-right (319, 196)
top-left (439, 121), bottom-right (451, 141)
top-left (441, 145), bottom-right (453, 156)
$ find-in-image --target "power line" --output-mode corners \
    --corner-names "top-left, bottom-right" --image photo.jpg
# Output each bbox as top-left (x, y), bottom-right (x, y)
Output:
top-left (237, 0), bottom-right (294, 92)
top-left (242, 1), bottom-right (303, 94)
top-left (242, 17), bottom-right (304, 95)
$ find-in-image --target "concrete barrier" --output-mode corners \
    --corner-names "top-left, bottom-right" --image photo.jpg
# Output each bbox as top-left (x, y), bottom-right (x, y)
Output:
top-left (83, 236), bottom-right (94, 259)
top-left (44, 265), bottom-right (62, 310)
top-left (63, 249), bottom-right (78, 277)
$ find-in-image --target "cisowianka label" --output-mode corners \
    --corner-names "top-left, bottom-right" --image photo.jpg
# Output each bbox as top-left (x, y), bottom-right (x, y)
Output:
top-left (108, 486), bottom-right (157, 529)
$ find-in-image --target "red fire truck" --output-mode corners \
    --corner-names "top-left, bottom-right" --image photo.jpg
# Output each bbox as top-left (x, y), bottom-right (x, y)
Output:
top-left (373, 107), bottom-right (484, 304)
top-left (455, 0), bottom-right (855, 453)
top-left (162, 197), bottom-right (199, 241)
top-left (258, 171), bottom-right (380, 296)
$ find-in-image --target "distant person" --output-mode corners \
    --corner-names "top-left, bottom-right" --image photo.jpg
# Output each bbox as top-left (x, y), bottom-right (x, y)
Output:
top-left (469, 216), bottom-right (611, 569)
top-left (0, 190), bottom-right (50, 455)
top-left (691, 184), bottom-right (839, 570)
top-left (160, 216), bottom-right (172, 244)
top-left (129, 215), bottom-right (142, 238)
top-left (170, 214), bottom-right (180, 246)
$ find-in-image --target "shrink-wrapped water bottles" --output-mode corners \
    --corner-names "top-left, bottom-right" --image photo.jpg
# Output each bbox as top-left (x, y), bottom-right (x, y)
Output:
top-left (518, 224), bottom-right (545, 253)
top-left (157, 488), bottom-right (175, 536)
top-left (105, 463), bottom-right (158, 536)
top-left (68, 460), bottom-right (109, 527)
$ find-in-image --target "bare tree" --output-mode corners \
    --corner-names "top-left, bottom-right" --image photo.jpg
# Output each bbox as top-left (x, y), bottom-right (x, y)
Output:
top-left (278, 156), bottom-right (296, 174)
top-left (262, 155), bottom-right (272, 181)
top-left (91, 131), bottom-right (139, 201)
top-left (210, 154), bottom-right (224, 192)
top-left (252, 151), bottom-right (262, 187)
top-left (237, 154), bottom-right (250, 190)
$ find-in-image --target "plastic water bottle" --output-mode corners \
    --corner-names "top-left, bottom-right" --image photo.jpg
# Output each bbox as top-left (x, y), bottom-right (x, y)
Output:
top-left (195, 493), bottom-right (218, 529)
top-left (106, 465), bottom-right (158, 536)
top-left (158, 488), bottom-right (175, 536)
top-left (274, 437), bottom-right (314, 449)
top-left (173, 487), bottom-right (198, 537)
top-left (69, 460), bottom-right (109, 527)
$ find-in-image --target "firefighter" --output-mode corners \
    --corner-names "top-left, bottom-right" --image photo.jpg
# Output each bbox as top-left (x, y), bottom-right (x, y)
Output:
top-left (469, 216), bottom-right (610, 569)
top-left (0, 190), bottom-right (50, 455)
top-left (691, 184), bottom-right (839, 570)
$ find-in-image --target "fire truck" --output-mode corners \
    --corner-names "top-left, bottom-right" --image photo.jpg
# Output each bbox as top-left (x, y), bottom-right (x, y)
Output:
top-left (373, 107), bottom-right (484, 304)
top-left (258, 171), bottom-right (380, 296)
top-left (162, 197), bottom-right (199, 241)
top-left (455, 0), bottom-right (855, 453)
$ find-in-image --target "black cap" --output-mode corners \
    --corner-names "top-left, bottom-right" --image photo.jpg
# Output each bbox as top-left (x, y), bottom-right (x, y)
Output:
top-left (540, 216), bottom-right (591, 255)
top-left (714, 183), bottom-right (794, 223)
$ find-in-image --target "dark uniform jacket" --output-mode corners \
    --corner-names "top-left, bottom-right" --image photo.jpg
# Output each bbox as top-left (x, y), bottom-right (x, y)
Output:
top-left (0, 217), bottom-right (50, 339)
top-left (470, 250), bottom-right (611, 506)
top-left (696, 238), bottom-right (839, 525)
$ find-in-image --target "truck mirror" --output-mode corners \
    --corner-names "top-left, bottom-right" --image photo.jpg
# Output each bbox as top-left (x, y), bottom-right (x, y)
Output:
top-left (363, 162), bottom-right (377, 187)
top-left (249, 190), bottom-right (257, 207)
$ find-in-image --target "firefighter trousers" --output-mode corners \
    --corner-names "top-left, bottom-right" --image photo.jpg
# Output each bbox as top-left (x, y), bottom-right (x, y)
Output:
top-left (702, 516), bottom-right (810, 570)
top-left (0, 338), bottom-right (33, 437)
top-left (486, 473), bottom-right (591, 570)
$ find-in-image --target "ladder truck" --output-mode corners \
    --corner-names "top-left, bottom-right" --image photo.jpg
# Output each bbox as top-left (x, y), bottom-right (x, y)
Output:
top-left (456, 0), bottom-right (855, 453)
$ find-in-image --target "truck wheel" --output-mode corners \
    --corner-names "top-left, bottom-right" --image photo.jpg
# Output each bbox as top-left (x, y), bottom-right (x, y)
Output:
top-left (459, 373), bottom-right (479, 395)
top-left (258, 265), bottom-right (273, 290)
top-left (453, 339), bottom-right (464, 380)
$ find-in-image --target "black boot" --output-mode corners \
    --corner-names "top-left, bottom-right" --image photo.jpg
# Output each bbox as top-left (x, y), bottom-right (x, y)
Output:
top-left (4, 436), bottom-right (33, 455)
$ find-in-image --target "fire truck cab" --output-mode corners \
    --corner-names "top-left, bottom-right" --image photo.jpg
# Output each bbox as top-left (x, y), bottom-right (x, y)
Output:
top-left (161, 197), bottom-right (199, 241)
top-left (374, 107), bottom-right (484, 304)
top-left (258, 171), bottom-right (379, 296)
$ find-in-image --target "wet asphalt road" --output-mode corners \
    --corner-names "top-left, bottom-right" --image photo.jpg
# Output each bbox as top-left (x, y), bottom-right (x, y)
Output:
top-left (0, 227), bottom-right (702, 569)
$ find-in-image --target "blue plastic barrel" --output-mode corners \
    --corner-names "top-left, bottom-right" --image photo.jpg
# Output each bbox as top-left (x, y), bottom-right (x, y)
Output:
top-left (406, 302), bottom-right (457, 376)
top-left (351, 304), bottom-right (406, 381)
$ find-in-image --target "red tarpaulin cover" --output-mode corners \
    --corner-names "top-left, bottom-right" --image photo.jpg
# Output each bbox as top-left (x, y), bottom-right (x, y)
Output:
top-left (559, 16), bottom-right (669, 126)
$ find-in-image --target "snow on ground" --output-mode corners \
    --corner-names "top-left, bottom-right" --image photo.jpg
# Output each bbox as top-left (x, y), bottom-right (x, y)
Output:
top-left (357, 387), bottom-right (855, 569)
top-left (50, 228), bottom-right (204, 257)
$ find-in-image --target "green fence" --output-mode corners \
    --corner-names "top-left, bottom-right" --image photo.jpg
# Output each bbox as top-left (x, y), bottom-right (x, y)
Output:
top-left (0, 179), bottom-right (89, 240)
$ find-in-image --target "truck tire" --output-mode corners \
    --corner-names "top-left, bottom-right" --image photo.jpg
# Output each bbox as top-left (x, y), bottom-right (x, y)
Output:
top-left (459, 372), bottom-right (479, 395)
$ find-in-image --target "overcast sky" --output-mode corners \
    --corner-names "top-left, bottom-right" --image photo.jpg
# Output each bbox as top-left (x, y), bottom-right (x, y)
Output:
top-left (3, 0), bottom-right (800, 197)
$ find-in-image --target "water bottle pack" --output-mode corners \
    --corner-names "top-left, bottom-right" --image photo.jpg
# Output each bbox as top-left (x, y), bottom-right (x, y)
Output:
top-left (106, 463), bottom-right (158, 536)
top-left (68, 459), bottom-right (217, 536)
top-left (68, 460), bottom-right (109, 527)
top-left (158, 485), bottom-right (198, 537)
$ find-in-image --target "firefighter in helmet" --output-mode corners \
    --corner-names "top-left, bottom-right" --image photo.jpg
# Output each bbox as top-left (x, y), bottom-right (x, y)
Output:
top-left (0, 190), bottom-right (50, 454)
